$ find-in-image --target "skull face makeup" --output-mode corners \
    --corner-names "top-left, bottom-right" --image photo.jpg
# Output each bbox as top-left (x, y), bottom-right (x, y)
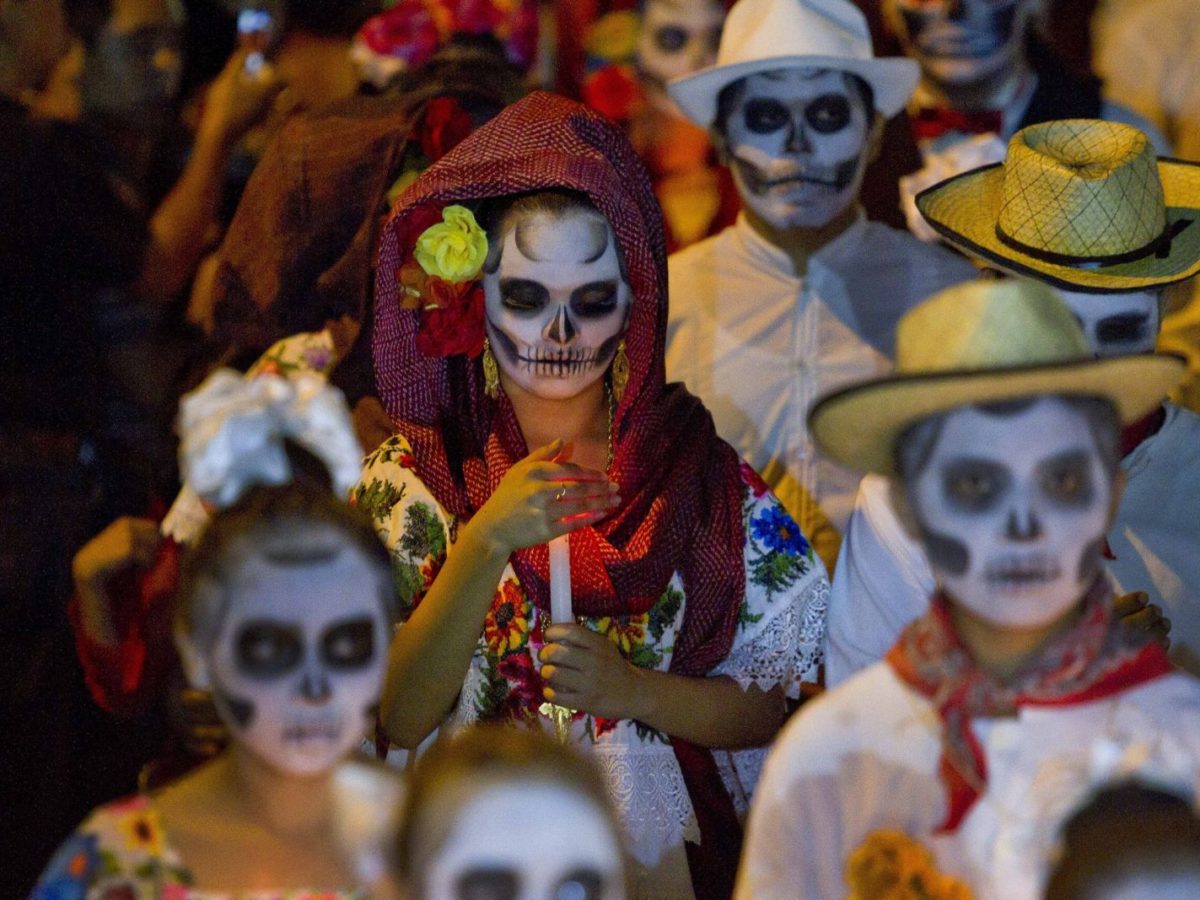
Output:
top-left (636, 0), bottom-right (725, 95)
top-left (720, 68), bottom-right (875, 231)
top-left (483, 208), bottom-right (632, 402)
top-left (202, 529), bottom-right (391, 777)
top-left (906, 397), bottom-right (1116, 630)
top-left (1057, 288), bottom-right (1160, 359)
top-left (420, 781), bottom-right (626, 900)
top-left (889, 0), bottom-right (1030, 90)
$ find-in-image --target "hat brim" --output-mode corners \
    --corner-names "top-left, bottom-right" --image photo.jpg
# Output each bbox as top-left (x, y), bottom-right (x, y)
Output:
top-left (809, 353), bottom-right (1184, 475)
top-left (668, 55), bottom-right (919, 128)
top-left (916, 158), bottom-right (1200, 294)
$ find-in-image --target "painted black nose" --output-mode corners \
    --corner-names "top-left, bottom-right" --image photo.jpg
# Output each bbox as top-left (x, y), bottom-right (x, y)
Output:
top-left (1006, 508), bottom-right (1042, 541)
top-left (299, 670), bottom-right (332, 703)
top-left (545, 306), bottom-right (577, 344)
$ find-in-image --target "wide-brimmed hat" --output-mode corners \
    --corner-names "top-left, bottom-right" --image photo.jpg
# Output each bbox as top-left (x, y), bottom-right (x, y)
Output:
top-left (917, 120), bottom-right (1200, 294)
top-left (668, 0), bottom-right (918, 128)
top-left (808, 278), bottom-right (1184, 475)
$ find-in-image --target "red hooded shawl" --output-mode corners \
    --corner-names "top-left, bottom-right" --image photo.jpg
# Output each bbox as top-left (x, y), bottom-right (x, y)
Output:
top-left (374, 92), bottom-right (749, 895)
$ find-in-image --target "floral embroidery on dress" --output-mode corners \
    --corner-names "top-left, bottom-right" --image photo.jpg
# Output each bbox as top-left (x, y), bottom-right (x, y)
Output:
top-left (742, 466), bottom-right (816, 604)
top-left (845, 830), bottom-right (973, 900)
top-left (246, 330), bottom-right (338, 379)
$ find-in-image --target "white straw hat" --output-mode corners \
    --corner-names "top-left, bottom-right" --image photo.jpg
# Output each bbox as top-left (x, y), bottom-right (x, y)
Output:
top-left (808, 278), bottom-right (1184, 475)
top-left (668, 0), bottom-right (918, 128)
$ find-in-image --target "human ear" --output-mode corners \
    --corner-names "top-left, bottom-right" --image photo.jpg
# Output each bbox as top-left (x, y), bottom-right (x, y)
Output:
top-left (175, 628), bottom-right (212, 691)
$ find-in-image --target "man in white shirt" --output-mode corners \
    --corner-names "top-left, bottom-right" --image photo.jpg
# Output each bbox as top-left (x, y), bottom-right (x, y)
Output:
top-left (739, 276), bottom-right (1200, 899)
top-left (828, 119), bottom-right (1200, 684)
top-left (666, 0), bottom-right (976, 570)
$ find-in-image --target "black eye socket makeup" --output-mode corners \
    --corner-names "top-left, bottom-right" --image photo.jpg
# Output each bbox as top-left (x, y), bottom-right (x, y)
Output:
top-left (805, 94), bottom-right (852, 134)
top-left (1037, 450), bottom-right (1095, 508)
top-left (743, 97), bottom-right (791, 134)
top-left (1095, 313), bottom-right (1149, 345)
top-left (653, 24), bottom-right (687, 53)
top-left (236, 620), bottom-right (303, 678)
top-left (500, 279), bottom-right (550, 314)
top-left (942, 458), bottom-right (1011, 513)
top-left (570, 282), bottom-right (620, 319)
top-left (321, 618), bottom-right (376, 670)
top-left (456, 867), bottom-right (519, 900)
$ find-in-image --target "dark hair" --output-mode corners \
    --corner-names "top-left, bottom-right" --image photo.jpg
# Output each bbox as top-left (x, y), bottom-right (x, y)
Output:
top-left (389, 33), bottom-right (527, 110)
top-left (176, 469), bottom-right (395, 653)
top-left (893, 394), bottom-right (1121, 484)
top-left (713, 68), bottom-right (876, 136)
top-left (393, 725), bottom-right (626, 888)
top-left (1045, 781), bottom-right (1200, 898)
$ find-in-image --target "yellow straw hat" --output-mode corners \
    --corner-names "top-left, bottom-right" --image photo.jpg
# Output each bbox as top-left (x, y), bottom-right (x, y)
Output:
top-left (808, 278), bottom-right (1184, 475)
top-left (916, 120), bottom-right (1200, 294)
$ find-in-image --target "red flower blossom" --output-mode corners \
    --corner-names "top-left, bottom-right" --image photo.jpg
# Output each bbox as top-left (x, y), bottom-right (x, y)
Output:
top-left (497, 652), bottom-right (544, 719)
top-left (582, 64), bottom-right (642, 123)
top-left (358, 5), bottom-right (442, 67)
top-left (420, 96), bottom-right (474, 162)
top-left (394, 204), bottom-right (444, 257)
top-left (592, 716), bottom-right (620, 737)
top-left (739, 460), bottom-right (771, 498)
top-left (414, 282), bottom-right (485, 358)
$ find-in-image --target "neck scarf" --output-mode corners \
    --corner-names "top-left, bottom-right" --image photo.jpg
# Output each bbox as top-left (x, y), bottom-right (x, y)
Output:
top-left (887, 579), bottom-right (1172, 833)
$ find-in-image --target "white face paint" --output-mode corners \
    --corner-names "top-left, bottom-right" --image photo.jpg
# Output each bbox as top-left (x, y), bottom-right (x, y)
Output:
top-left (206, 530), bottom-right (390, 777)
top-left (421, 781), bottom-right (626, 900)
top-left (1057, 288), bottom-right (1160, 359)
top-left (889, 0), bottom-right (1030, 89)
top-left (909, 398), bottom-right (1113, 630)
top-left (483, 210), bottom-right (631, 402)
top-left (636, 0), bottom-right (724, 97)
top-left (1089, 872), bottom-right (1200, 900)
top-left (722, 68), bottom-right (873, 231)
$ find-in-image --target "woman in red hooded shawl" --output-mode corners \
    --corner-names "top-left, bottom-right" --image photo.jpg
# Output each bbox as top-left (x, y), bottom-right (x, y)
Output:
top-left (355, 92), bottom-right (828, 899)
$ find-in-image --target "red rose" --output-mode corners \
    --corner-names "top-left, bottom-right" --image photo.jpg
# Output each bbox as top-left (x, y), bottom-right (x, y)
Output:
top-left (581, 64), bottom-right (642, 123)
top-left (414, 283), bottom-right (485, 358)
top-left (496, 652), bottom-right (544, 719)
top-left (393, 204), bottom-right (444, 257)
top-left (420, 96), bottom-right (475, 162)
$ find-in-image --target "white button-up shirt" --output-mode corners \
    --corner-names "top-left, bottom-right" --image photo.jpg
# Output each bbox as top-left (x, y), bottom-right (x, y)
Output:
top-left (827, 402), bottom-right (1200, 685)
top-left (667, 213), bottom-right (977, 569)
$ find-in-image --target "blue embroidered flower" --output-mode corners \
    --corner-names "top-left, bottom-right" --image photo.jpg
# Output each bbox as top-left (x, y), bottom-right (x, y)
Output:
top-left (31, 833), bottom-right (98, 900)
top-left (751, 504), bottom-right (809, 556)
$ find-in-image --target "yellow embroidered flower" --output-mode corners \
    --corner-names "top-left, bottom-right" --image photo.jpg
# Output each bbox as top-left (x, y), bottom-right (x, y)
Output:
top-left (116, 805), bottom-right (166, 857)
top-left (414, 205), bottom-right (488, 282)
top-left (586, 11), bottom-right (641, 62)
top-left (484, 580), bottom-right (531, 655)
top-left (597, 615), bottom-right (647, 656)
top-left (846, 830), bottom-right (973, 900)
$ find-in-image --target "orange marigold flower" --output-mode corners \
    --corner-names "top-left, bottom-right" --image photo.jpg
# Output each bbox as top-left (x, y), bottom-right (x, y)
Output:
top-left (484, 580), bottom-right (531, 655)
top-left (597, 615), bottom-right (647, 656)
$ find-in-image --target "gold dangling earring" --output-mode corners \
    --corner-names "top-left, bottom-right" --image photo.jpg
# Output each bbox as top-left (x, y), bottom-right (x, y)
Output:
top-left (482, 337), bottom-right (500, 399)
top-left (611, 338), bottom-right (630, 403)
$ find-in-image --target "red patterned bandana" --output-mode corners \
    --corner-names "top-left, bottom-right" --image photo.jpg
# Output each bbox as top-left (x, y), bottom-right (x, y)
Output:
top-left (887, 580), bottom-right (1173, 833)
top-left (373, 92), bottom-right (746, 678)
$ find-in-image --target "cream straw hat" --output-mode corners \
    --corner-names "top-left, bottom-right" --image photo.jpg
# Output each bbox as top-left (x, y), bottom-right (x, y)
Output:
top-left (917, 120), bottom-right (1200, 294)
top-left (808, 278), bottom-right (1184, 475)
top-left (667, 0), bottom-right (918, 127)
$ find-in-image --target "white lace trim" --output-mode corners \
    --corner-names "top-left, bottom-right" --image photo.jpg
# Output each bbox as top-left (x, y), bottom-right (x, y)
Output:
top-left (713, 746), bottom-right (769, 818)
top-left (713, 576), bottom-right (828, 697)
top-left (590, 742), bottom-right (700, 867)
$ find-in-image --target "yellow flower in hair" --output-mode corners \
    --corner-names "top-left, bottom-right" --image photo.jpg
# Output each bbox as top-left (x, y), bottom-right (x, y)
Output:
top-left (415, 205), bottom-right (488, 283)
top-left (586, 11), bottom-right (641, 62)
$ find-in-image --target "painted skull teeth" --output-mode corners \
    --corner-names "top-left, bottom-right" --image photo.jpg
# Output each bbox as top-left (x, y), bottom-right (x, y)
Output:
top-left (515, 346), bottom-right (604, 377)
top-left (282, 718), bottom-right (341, 743)
top-left (984, 556), bottom-right (1062, 587)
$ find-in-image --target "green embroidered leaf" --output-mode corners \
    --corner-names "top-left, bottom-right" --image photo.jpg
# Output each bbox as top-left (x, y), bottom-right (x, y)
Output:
top-left (738, 603), bottom-right (765, 628)
top-left (392, 560), bottom-right (426, 618)
top-left (647, 584), bottom-right (684, 642)
top-left (633, 720), bottom-right (671, 744)
top-left (400, 501), bottom-right (447, 561)
top-left (475, 655), bottom-right (510, 717)
top-left (98, 848), bottom-right (122, 876)
top-left (629, 643), bottom-right (661, 670)
top-left (749, 548), bottom-right (810, 600)
top-left (354, 477), bottom-right (408, 525)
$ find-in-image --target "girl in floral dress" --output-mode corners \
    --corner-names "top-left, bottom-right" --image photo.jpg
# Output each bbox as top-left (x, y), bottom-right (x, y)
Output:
top-left (35, 373), bottom-right (402, 899)
top-left (356, 91), bottom-right (828, 899)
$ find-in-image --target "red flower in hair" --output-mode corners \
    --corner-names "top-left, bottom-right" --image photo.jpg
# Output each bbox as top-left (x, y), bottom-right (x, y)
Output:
top-left (395, 205), bottom-right (444, 257)
top-left (358, 5), bottom-right (442, 66)
top-left (414, 283), bottom-right (486, 359)
top-left (452, 0), bottom-right (505, 33)
top-left (581, 64), bottom-right (642, 123)
top-left (420, 96), bottom-right (475, 162)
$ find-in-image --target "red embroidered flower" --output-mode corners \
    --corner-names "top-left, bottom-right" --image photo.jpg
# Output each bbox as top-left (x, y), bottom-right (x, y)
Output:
top-left (739, 460), bottom-right (771, 498)
top-left (484, 580), bottom-right (531, 655)
top-left (497, 651), bottom-right (543, 719)
top-left (592, 716), bottom-right (620, 737)
top-left (582, 64), bottom-right (642, 123)
top-left (420, 96), bottom-right (474, 162)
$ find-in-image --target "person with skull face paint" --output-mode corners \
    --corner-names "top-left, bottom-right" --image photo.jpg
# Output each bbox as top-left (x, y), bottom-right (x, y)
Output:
top-left (357, 91), bottom-right (829, 899)
top-left (827, 119), bottom-right (1200, 685)
top-left (665, 0), bottom-right (978, 572)
top-left (393, 725), bottom-right (632, 900)
top-left (736, 277), bottom-right (1200, 898)
top-left (883, 0), bottom-right (1169, 242)
top-left (34, 369), bottom-right (403, 898)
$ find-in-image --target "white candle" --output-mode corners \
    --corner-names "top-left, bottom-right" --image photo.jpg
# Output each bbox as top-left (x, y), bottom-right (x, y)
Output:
top-left (549, 533), bottom-right (572, 624)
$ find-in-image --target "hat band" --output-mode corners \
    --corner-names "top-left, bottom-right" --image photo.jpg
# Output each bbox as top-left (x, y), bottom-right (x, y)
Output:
top-left (994, 218), bottom-right (1193, 270)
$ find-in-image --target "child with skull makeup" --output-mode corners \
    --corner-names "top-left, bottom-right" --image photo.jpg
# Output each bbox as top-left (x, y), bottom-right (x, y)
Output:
top-left (34, 371), bottom-right (403, 897)
top-left (735, 277), bottom-right (1200, 899)
top-left (665, 0), bottom-right (978, 571)
top-left (394, 726), bottom-right (631, 900)
top-left (827, 119), bottom-right (1200, 685)
top-left (357, 92), bottom-right (829, 900)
